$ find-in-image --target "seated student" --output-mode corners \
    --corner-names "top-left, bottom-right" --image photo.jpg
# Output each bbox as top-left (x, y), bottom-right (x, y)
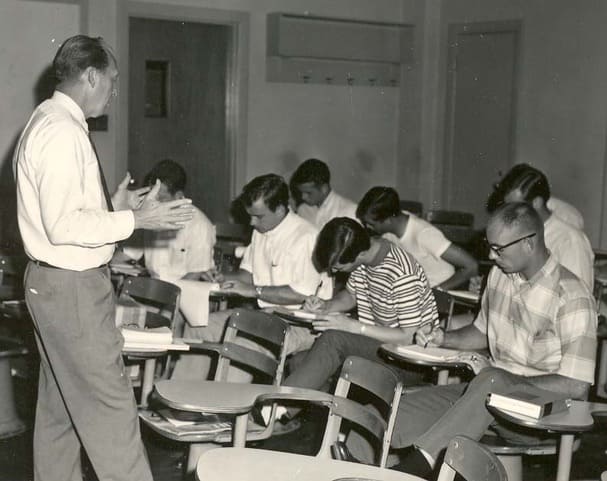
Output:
top-left (489, 163), bottom-right (584, 230)
top-left (356, 187), bottom-right (478, 290)
top-left (290, 158), bottom-right (357, 229)
top-left (119, 159), bottom-right (216, 282)
top-left (282, 217), bottom-right (439, 393)
top-left (487, 163), bottom-right (593, 292)
top-left (170, 174), bottom-right (332, 381)
top-left (375, 202), bottom-right (596, 478)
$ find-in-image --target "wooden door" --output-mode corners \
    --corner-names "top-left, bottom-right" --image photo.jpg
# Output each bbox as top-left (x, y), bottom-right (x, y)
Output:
top-left (129, 17), bottom-right (230, 222)
top-left (442, 21), bottom-right (520, 228)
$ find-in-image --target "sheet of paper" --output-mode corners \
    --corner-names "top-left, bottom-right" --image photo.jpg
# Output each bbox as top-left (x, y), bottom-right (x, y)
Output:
top-left (172, 279), bottom-right (220, 327)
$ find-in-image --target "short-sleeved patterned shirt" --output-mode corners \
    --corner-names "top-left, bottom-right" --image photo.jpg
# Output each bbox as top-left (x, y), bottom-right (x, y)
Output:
top-left (346, 242), bottom-right (439, 330)
top-left (474, 255), bottom-right (597, 383)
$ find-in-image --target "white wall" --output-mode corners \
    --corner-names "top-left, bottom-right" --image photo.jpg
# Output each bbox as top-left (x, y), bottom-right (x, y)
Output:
top-left (416, 0), bottom-right (607, 246)
top-left (0, 0), bottom-right (80, 174)
top-left (125, 0), bottom-right (405, 204)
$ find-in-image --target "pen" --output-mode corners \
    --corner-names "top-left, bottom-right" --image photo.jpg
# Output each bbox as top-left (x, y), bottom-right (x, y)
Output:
top-left (302, 281), bottom-right (323, 309)
top-left (313, 280), bottom-right (323, 297)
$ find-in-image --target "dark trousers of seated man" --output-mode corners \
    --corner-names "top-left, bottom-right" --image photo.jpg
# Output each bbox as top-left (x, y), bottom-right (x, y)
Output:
top-left (346, 366), bottom-right (555, 465)
top-left (284, 329), bottom-right (424, 391)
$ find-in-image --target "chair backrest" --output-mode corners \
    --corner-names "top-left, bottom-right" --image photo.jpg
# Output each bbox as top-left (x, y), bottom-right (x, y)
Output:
top-left (119, 276), bottom-right (181, 332)
top-left (425, 210), bottom-right (474, 227)
top-left (318, 356), bottom-right (404, 467)
top-left (400, 200), bottom-right (423, 217)
top-left (432, 288), bottom-right (455, 330)
top-left (214, 308), bottom-right (290, 386)
top-left (437, 435), bottom-right (507, 481)
top-left (425, 210), bottom-right (476, 247)
top-left (214, 223), bottom-right (251, 272)
top-left (0, 255), bottom-right (28, 297)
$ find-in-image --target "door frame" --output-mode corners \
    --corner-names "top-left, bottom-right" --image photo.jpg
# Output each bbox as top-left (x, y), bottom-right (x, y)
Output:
top-left (117, 1), bottom-right (249, 201)
top-left (441, 19), bottom-right (522, 213)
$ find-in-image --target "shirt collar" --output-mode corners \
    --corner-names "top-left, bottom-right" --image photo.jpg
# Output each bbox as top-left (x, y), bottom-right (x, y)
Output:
top-left (52, 90), bottom-right (88, 131)
top-left (262, 210), bottom-right (295, 238)
top-left (511, 253), bottom-right (558, 288)
top-left (318, 189), bottom-right (336, 210)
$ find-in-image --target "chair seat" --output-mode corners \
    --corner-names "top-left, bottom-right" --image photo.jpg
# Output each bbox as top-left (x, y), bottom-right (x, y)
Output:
top-left (480, 434), bottom-right (561, 455)
top-left (139, 408), bottom-right (268, 443)
top-left (196, 447), bottom-right (419, 481)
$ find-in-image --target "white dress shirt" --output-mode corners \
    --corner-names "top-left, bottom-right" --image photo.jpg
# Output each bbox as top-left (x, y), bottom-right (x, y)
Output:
top-left (547, 197), bottom-right (584, 230)
top-left (544, 214), bottom-right (594, 292)
top-left (14, 91), bottom-right (134, 270)
top-left (296, 190), bottom-right (358, 229)
top-left (124, 206), bottom-right (215, 282)
top-left (384, 213), bottom-right (454, 287)
top-left (240, 211), bottom-right (332, 309)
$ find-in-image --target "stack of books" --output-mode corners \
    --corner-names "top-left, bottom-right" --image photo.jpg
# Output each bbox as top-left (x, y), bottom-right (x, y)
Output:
top-left (121, 326), bottom-right (188, 351)
top-left (487, 386), bottom-right (572, 419)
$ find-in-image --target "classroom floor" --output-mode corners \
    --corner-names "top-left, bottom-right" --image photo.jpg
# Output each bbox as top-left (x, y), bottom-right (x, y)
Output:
top-left (2, 374), bottom-right (606, 481)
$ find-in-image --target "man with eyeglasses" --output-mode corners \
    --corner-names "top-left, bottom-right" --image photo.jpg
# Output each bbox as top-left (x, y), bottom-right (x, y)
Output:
top-left (377, 202), bottom-right (596, 478)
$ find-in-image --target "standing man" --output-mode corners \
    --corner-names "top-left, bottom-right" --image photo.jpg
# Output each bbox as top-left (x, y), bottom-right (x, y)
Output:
top-left (14, 35), bottom-right (194, 481)
top-left (290, 158), bottom-right (357, 229)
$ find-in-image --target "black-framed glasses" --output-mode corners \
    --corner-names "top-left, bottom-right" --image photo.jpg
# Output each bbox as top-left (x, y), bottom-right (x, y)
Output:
top-left (488, 233), bottom-right (536, 256)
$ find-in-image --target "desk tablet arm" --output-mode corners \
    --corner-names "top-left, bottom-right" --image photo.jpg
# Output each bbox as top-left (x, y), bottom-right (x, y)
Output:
top-left (183, 341), bottom-right (279, 378)
top-left (255, 387), bottom-right (334, 408)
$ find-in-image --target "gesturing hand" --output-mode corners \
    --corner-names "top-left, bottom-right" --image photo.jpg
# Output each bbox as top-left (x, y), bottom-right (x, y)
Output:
top-left (133, 180), bottom-right (194, 230)
top-left (112, 172), bottom-right (150, 211)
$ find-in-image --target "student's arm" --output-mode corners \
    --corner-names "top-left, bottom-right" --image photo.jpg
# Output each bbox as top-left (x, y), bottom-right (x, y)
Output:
top-left (416, 322), bottom-right (488, 351)
top-left (436, 244), bottom-right (479, 290)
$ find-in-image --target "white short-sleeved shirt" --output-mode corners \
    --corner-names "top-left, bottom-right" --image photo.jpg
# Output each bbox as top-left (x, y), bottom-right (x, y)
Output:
top-left (124, 206), bottom-right (215, 282)
top-left (547, 197), bottom-right (584, 230)
top-left (296, 190), bottom-right (357, 229)
top-left (240, 211), bottom-right (332, 309)
top-left (544, 214), bottom-right (594, 292)
top-left (384, 213), bottom-right (454, 287)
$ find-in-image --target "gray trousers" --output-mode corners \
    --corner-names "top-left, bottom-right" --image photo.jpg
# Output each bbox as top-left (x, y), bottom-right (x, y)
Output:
top-left (348, 367), bottom-right (548, 463)
top-left (25, 262), bottom-right (153, 481)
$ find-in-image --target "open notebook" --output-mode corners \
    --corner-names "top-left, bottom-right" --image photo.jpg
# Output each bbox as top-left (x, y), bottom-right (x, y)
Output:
top-left (270, 307), bottom-right (331, 326)
top-left (394, 344), bottom-right (463, 362)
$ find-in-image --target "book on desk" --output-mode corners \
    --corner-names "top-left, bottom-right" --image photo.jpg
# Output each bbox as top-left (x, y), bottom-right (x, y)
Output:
top-left (121, 326), bottom-right (189, 351)
top-left (487, 386), bottom-right (572, 419)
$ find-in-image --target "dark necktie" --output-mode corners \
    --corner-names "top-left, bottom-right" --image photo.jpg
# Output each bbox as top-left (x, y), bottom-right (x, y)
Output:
top-left (88, 133), bottom-right (114, 212)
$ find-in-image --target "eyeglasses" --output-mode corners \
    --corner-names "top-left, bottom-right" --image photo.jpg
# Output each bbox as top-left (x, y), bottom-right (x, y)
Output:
top-left (488, 232), bottom-right (536, 256)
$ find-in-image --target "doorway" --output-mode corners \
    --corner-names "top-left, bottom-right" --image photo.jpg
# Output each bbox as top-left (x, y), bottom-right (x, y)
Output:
top-left (128, 16), bottom-right (234, 222)
top-left (442, 21), bottom-right (521, 228)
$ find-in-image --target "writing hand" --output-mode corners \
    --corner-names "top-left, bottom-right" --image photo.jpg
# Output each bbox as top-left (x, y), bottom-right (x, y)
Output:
top-left (200, 268), bottom-right (224, 283)
top-left (303, 296), bottom-right (326, 312)
top-left (415, 325), bottom-right (444, 348)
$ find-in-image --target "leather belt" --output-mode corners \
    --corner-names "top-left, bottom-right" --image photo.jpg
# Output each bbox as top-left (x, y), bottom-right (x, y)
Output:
top-left (34, 260), bottom-right (108, 270)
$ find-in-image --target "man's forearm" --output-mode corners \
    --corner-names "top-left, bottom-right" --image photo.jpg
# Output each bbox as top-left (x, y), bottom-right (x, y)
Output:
top-left (441, 324), bottom-right (487, 350)
top-left (255, 285), bottom-right (306, 305)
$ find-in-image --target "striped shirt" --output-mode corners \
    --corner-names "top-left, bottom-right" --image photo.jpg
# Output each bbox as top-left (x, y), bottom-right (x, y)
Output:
top-left (474, 255), bottom-right (597, 383)
top-left (346, 242), bottom-right (439, 330)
